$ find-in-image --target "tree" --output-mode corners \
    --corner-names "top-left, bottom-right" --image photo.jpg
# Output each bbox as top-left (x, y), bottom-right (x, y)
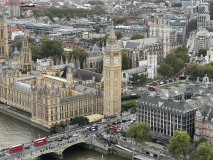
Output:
top-left (131, 33), bottom-right (144, 40)
top-left (68, 47), bottom-right (89, 69)
top-left (11, 41), bottom-right (22, 52)
top-left (175, 51), bottom-right (189, 63)
top-left (188, 19), bottom-right (197, 31)
top-left (68, 32), bottom-right (74, 36)
top-left (126, 122), bottom-right (153, 143)
top-left (41, 38), bottom-right (64, 57)
top-left (174, 45), bottom-right (188, 54)
top-left (198, 49), bottom-right (207, 57)
top-left (57, 13), bottom-right (63, 19)
top-left (184, 62), bottom-right (203, 81)
top-left (28, 38), bottom-right (33, 43)
top-left (130, 73), bottom-right (140, 83)
top-left (196, 137), bottom-right (208, 147)
top-left (175, 58), bottom-right (185, 74)
top-left (121, 50), bottom-right (131, 70)
top-left (139, 74), bottom-right (147, 85)
top-left (33, 29), bottom-right (39, 35)
top-left (167, 130), bottom-right (190, 157)
top-left (157, 63), bottom-right (174, 78)
top-left (190, 141), bottom-right (213, 160)
top-left (66, 13), bottom-right (71, 21)
top-left (72, 116), bottom-right (89, 125)
top-left (122, 131), bottom-right (126, 137)
top-left (164, 53), bottom-right (177, 67)
top-left (189, 151), bottom-right (197, 160)
top-left (94, 27), bottom-right (100, 33)
top-left (35, 12), bottom-right (44, 17)
top-left (29, 44), bottom-right (42, 61)
top-left (115, 31), bottom-right (123, 40)
top-left (44, 32), bottom-right (49, 35)
top-left (98, 35), bottom-right (108, 47)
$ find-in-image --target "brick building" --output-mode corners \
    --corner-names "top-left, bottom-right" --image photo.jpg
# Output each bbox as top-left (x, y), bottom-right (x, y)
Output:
top-left (194, 103), bottom-right (213, 146)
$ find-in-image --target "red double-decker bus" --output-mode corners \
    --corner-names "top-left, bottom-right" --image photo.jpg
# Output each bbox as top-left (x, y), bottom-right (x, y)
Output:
top-left (9, 144), bottom-right (23, 153)
top-left (34, 137), bottom-right (47, 146)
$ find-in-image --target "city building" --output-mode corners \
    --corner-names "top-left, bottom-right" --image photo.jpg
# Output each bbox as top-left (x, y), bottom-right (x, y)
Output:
top-left (147, 46), bottom-right (157, 79)
top-left (194, 29), bottom-right (213, 54)
top-left (194, 104), bottom-right (213, 146)
top-left (83, 44), bottom-right (103, 74)
top-left (0, 7), bottom-right (9, 58)
top-left (103, 25), bottom-right (121, 117)
top-left (8, 4), bottom-right (20, 17)
top-left (136, 77), bottom-right (212, 137)
top-left (197, 14), bottom-right (210, 28)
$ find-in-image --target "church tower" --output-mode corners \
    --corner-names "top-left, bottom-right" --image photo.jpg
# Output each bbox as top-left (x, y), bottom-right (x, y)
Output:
top-left (20, 30), bottom-right (32, 73)
top-left (147, 45), bottom-right (157, 79)
top-left (103, 23), bottom-right (121, 117)
top-left (0, 6), bottom-right (9, 58)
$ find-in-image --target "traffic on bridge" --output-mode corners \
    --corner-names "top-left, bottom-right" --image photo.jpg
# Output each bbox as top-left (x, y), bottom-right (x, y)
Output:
top-left (0, 113), bottom-right (137, 160)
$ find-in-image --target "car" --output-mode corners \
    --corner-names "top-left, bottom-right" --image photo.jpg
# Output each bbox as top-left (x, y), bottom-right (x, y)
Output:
top-left (48, 139), bottom-right (53, 143)
top-left (122, 137), bottom-right (127, 141)
top-left (0, 153), bottom-right (5, 157)
top-left (55, 137), bottom-right (63, 141)
top-left (24, 146), bottom-right (30, 149)
top-left (73, 134), bottom-right (78, 137)
top-left (63, 136), bottom-right (69, 139)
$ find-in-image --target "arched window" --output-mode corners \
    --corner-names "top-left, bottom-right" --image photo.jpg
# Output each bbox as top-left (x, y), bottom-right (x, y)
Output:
top-left (123, 73), bottom-right (126, 78)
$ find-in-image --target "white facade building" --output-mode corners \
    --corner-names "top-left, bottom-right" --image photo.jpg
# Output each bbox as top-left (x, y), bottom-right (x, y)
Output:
top-left (149, 18), bottom-right (170, 58)
top-left (147, 47), bottom-right (157, 79)
top-left (194, 29), bottom-right (213, 54)
top-left (197, 14), bottom-right (210, 28)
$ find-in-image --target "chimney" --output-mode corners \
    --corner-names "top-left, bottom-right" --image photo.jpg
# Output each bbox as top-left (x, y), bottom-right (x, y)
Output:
top-left (165, 80), bottom-right (170, 89)
top-left (168, 90), bottom-right (173, 100)
top-left (144, 85), bottom-right (149, 95)
top-left (203, 98), bottom-right (207, 105)
top-left (195, 77), bottom-right (201, 87)
top-left (155, 83), bottom-right (160, 97)
top-left (184, 75), bottom-right (189, 84)
top-left (180, 94), bottom-right (185, 103)
top-left (175, 77), bottom-right (180, 87)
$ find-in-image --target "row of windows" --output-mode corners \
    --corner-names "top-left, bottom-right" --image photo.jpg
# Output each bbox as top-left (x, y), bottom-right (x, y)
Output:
top-left (50, 107), bottom-right (98, 121)
top-left (196, 123), bottom-right (213, 130)
top-left (196, 129), bottom-right (213, 137)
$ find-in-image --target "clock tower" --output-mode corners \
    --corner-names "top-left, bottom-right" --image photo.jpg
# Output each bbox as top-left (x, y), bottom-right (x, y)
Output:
top-left (103, 24), bottom-right (121, 117)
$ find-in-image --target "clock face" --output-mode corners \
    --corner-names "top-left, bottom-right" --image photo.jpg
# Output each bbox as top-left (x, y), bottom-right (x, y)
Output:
top-left (105, 58), bottom-right (110, 65)
top-left (114, 58), bottom-right (120, 65)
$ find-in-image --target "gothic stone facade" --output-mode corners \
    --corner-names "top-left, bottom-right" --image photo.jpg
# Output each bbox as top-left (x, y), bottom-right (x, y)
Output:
top-left (0, 68), bottom-right (103, 128)
top-left (0, 7), bottom-right (9, 58)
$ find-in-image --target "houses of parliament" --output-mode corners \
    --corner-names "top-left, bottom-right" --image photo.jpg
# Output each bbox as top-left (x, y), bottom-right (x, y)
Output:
top-left (0, 7), bottom-right (121, 129)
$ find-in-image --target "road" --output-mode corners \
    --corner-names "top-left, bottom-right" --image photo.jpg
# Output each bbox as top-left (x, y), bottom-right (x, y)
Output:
top-left (0, 113), bottom-right (136, 160)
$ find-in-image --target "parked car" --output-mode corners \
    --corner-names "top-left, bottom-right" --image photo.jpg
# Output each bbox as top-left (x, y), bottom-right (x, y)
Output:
top-left (48, 139), bottom-right (53, 143)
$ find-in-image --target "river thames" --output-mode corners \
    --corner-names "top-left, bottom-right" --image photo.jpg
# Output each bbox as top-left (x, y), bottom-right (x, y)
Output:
top-left (0, 112), bottom-right (127, 160)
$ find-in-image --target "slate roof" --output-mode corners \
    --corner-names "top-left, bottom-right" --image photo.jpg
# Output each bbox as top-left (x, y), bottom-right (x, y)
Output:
top-left (62, 67), bottom-right (103, 83)
top-left (201, 104), bottom-right (213, 121)
top-left (17, 75), bottom-right (37, 81)
top-left (90, 44), bottom-right (102, 57)
top-left (72, 84), bottom-right (101, 94)
top-left (10, 82), bottom-right (32, 93)
top-left (117, 38), bottom-right (159, 49)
